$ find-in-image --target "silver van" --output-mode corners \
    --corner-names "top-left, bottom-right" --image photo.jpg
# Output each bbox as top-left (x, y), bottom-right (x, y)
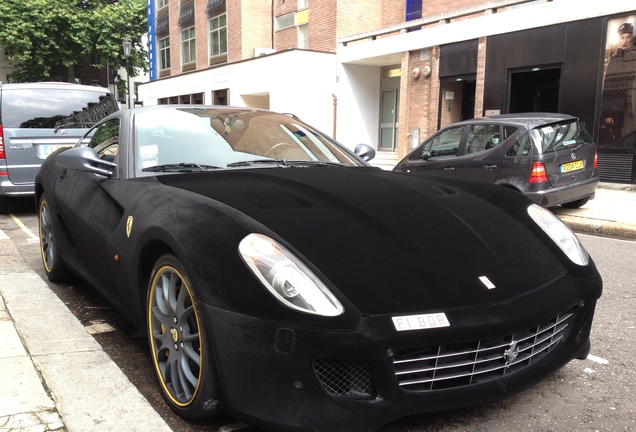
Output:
top-left (0, 82), bottom-right (118, 212)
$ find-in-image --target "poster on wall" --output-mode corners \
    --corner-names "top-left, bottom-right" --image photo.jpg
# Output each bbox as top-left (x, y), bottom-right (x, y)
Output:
top-left (599, 16), bottom-right (636, 148)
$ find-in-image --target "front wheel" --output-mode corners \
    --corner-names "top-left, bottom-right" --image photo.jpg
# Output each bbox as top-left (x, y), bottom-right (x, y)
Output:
top-left (39, 193), bottom-right (70, 282)
top-left (147, 254), bottom-right (223, 419)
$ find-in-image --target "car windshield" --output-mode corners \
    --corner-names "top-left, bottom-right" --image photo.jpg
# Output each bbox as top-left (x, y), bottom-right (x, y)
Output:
top-left (134, 107), bottom-right (363, 174)
top-left (526, 120), bottom-right (593, 154)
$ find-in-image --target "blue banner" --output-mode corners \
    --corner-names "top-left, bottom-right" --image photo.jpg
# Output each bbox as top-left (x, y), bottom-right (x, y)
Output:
top-left (147, 0), bottom-right (158, 81)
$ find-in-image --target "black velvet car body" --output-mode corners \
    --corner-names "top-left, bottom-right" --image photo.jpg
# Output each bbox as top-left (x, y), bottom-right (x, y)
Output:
top-left (35, 106), bottom-right (602, 432)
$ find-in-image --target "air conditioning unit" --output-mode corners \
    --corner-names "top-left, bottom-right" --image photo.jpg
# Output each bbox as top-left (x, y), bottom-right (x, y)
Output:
top-left (253, 48), bottom-right (276, 57)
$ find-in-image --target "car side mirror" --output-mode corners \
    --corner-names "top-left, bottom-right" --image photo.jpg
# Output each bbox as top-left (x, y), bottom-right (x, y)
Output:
top-left (421, 151), bottom-right (432, 160)
top-left (57, 147), bottom-right (116, 177)
top-left (354, 144), bottom-right (376, 162)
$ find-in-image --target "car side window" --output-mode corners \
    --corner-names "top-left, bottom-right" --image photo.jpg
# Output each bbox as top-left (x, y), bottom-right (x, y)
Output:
top-left (423, 126), bottom-right (465, 159)
top-left (464, 124), bottom-right (501, 154)
top-left (506, 132), bottom-right (533, 157)
top-left (88, 119), bottom-right (120, 163)
top-left (503, 126), bottom-right (518, 139)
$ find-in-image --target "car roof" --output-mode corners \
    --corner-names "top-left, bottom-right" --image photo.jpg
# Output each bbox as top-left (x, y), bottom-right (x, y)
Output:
top-left (0, 82), bottom-right (110, 93)
top-left (455, 112), bottom-right (578, 128)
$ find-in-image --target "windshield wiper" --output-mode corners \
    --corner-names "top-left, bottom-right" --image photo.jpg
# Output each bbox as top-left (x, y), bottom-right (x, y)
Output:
top-left (142, 163), bottom-right (220, 172)
top-left (227, 159), bottom-right (342, 168)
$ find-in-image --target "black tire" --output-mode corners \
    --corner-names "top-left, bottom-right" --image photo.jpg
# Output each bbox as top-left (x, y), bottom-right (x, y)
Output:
top-left (147, 254), bottom-right (223, 419)
top-left (0, 196), bottom-right (8, 214)
top-left (38, 193), bottom-right (70, 282)
top-left (561, 197), bottom-right (590, 209)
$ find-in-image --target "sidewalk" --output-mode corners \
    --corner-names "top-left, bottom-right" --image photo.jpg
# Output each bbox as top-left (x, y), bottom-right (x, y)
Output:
top-left (551, 182), bottom-right (636, 240)
top-left (0, 182), bottom-right (634, 432)
top-left (0, 233), bottom-right (171, 431)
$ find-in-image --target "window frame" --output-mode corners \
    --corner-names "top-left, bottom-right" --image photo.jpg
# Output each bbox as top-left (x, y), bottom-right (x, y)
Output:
top-left (298, 24), bottom-right (308, 49)
top-left (208, 13), bottom-right (228, 57)
top-left (181, 26), bottom-right (197, 65)
top-left (158, 36), bottom-right (171, 71)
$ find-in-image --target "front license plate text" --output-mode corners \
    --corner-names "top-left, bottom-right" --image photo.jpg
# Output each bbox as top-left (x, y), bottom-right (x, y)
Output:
top-left (392, 312), bottom-right (450, 332)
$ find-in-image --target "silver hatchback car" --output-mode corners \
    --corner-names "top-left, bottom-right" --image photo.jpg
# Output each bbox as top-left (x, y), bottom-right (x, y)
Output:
top-left (0, 82), bottom-right (118, 213)
top-left (393, 113), bottom-right (599, 208)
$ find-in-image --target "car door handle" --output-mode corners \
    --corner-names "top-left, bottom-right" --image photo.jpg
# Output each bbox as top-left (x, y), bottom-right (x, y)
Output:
top-left (59, 168), bottom-right (67, 179)
top-left (484, 165), bottom-right (498, 170)
top-left (443, 167), bottom-right (455, 172)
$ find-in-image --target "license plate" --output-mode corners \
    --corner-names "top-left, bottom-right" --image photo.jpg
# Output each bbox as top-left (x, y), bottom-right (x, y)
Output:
top-left (392, 312), bottom-right (450, 332)
top-left (559, 159), bottom-right (584, 173)
top-left (43, 144), bottom-right (72, 157)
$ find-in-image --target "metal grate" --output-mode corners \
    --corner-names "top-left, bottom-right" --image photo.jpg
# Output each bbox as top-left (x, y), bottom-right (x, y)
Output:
top-left (597, 153), bottom-right (635, 183)
top-left (314, 359), bottom-right (375, 398)
top-left (393, 308), bottom-right (575, 392)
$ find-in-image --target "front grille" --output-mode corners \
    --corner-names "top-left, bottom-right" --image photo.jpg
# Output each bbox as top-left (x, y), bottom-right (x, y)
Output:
top-left (393, 308), bottom-right (576, 392)
top-left (314, 359), bottom-right (375, 398)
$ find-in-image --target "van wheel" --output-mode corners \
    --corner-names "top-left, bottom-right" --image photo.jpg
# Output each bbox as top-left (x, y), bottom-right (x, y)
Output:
top-left (561, 197), bottom-right (589, 209)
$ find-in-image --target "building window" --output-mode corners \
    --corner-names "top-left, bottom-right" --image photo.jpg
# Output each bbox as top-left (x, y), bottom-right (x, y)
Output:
top-left (298, 24), bottom-right (308, 49)
top-left (406, 0), bottom-right (422, 21)
top-left (275, 13), bottom-right (295, 31)
top-left (213, 89), bottom-right (228, 105)
top-left (298, 0), bottom-right (308, 9)
top-left (209, 13), bottom-right (227, 57)
top-left (159, 37), bottom-right (171, 70)
top-left (181, 26), bottom-right (196, 64)
top-left (157, 0), bottom-right (169, 9)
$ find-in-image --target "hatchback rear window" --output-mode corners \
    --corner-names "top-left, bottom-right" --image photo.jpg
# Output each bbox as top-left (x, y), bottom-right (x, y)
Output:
top-left (1, 88), bottom-right (115, 129)
top-left (529, 121), bottom-right (593, 154)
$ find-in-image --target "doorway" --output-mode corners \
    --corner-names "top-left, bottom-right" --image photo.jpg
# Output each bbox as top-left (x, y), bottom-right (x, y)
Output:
top-left (509, 68), bottom-right (561, 113)
top-left (439, 77), bottom-right (476, 129)
top-left (379, 66), bottom-right (401, 151)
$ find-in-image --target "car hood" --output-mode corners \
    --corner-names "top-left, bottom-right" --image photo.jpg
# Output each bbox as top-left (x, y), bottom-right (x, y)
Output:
top-left (157, 167), bottom-right (566, 316)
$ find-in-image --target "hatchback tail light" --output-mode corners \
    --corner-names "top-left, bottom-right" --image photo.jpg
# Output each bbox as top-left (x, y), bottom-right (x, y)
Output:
top-left (0, 124), bottom-right (5, 160)
top-left (0, 124), bottom-right (7, 177)
top-left (593, 150), bottom-right (598, 169)
top-left (528, 161), bottom-right (548, 183)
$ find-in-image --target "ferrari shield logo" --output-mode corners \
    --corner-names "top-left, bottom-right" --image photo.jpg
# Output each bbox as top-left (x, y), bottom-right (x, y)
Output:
top-left (126, 216), bottom-right (134, 238)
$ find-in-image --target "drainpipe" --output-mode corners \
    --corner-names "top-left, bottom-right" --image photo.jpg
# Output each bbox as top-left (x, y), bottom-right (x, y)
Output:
top-left (332, 93), bottom-right (337, 139)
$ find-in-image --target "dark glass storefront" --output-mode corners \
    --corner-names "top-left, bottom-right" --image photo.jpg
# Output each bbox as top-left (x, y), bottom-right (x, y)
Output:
top-left (483, 16), bottom-right (636, 184)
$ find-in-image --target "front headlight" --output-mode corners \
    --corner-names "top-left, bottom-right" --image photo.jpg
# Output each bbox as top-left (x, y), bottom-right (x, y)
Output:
top-left (527, 204), bottom-right (589, 266)
top-left (238, 233), bottom-right (344, 316)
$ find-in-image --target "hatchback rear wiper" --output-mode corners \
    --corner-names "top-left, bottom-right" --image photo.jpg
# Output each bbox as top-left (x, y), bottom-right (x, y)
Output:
top-left (142, 163), bottom-right (221, 172)
top-left (54, 122), bottom-right (95, 132)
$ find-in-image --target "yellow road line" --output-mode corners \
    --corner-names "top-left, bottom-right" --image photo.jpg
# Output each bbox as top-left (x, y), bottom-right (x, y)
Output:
top-left (9, 213), bottom-right (39, 242)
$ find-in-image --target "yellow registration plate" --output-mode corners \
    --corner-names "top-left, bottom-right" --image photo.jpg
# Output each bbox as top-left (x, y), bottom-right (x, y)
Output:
top-left (560, 159), bottom-right (584, 173)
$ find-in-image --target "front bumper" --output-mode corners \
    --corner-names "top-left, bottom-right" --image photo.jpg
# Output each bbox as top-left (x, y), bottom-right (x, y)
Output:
top-left (203, 273), bottom-right (601, 432)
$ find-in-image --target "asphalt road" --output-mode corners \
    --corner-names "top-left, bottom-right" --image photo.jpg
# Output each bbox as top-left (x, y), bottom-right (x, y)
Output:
top-left (3, 197), bottom-right (635, 431)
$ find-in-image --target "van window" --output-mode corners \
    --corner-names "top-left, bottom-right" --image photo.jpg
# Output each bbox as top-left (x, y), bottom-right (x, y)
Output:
top-left (2, 88), bottom-right (116, 129)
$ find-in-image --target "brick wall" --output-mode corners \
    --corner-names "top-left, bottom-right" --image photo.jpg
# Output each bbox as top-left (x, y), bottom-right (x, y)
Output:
top-left (399, 47), bottom-right (439, 159)
top-left (381, 0), bottom-right (405, 27)
top-left (195, 0), bottom-right (208, 69)
top-left (239, 0), bottom-right (273, 59)
top-left (336, 0), bottom-right (382, 40)
top-left (227, 1), bottom-right (243, 63)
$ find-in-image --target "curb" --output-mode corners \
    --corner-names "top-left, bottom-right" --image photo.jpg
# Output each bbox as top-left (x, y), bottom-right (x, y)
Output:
top-left (558, 214), bottom-right (636, 240)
